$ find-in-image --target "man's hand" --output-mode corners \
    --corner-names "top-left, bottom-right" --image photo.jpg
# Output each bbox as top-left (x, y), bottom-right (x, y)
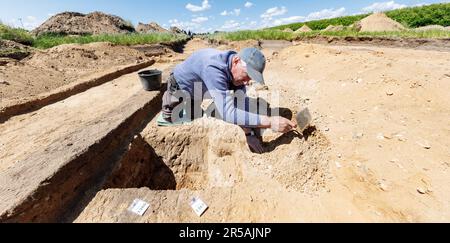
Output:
top-left (269, 116), bottom-right (297, 133)
top-left (246, 135), bottom-right (264, 154)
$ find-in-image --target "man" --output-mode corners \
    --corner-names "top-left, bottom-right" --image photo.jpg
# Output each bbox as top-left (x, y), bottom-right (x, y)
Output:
top-left (159, 47), bottom-right (296, 153)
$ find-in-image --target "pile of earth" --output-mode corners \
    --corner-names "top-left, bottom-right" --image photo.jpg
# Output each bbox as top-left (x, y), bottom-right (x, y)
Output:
top-left (0, 39), bottom-right (33, 63)
top-left (295, 25), bottom-right (313, 33)
top-left (354, 13), bottom-right (405, 32)
top-left (323, 25), bottom-right (345, 32)
top-left (32, 11), bottom-right (135, 36)
top-left (170, 26), bottom-right (187, 35)
top-left (0, 42), bottom-right (150, 100)
top-left (136, 22), bottom-right (169, 33)
top-left (207, 39), bottom-right (261, 52)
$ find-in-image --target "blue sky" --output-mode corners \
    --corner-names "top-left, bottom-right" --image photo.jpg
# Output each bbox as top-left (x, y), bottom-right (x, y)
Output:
top-left (0, 0), bottom-right (448, 32)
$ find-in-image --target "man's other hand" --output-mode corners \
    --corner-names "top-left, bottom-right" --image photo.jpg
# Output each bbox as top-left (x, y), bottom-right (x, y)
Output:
top-left (269, 116), bottom-right (297, 133)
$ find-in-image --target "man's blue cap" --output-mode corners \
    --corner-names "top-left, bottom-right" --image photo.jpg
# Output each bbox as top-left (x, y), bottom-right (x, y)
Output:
top-left (238, 47), bottom-right (266, 85)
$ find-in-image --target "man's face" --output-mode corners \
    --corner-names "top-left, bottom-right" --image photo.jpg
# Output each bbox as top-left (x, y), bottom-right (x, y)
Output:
top-left (231, 57), bottom-right (251, 86)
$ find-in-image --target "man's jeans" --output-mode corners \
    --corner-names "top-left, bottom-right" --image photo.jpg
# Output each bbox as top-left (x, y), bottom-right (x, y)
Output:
top-left (161, 74), bottom-right (206, 122)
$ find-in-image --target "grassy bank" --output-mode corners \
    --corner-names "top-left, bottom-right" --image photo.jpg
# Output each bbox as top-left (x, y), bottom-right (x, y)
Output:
top-left (32, 33), bottom-right (188, 49)
top-left (1, 23), bottom-right (188, 49)
top-left (212, 29), bottom-right (450, 42)
top-left (0, 24), bottom-right (34, 45)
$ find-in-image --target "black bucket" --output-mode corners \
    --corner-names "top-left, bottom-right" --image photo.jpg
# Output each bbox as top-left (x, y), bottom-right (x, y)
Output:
top-left (138, 69), bottom-right (162, 91)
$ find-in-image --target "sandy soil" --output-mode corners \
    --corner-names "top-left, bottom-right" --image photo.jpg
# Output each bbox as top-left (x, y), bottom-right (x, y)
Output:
top-left (0, 42), bottom-right (150, 102)
top-left (259, 42), bottom-right (450, 221)
top-left (74, 39), bottom-right (450, 222)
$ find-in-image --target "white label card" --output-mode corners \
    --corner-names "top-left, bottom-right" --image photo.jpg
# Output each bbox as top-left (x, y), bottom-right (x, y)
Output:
top-left (190, 197), bottom-right (208, 217)
top-left (128, 199), bottom-right (150, 216)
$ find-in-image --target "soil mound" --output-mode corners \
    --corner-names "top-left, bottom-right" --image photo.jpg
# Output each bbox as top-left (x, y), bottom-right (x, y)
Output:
top-left (136, 22), bottom-right (169, 33)
top-left (295, 25), bottom-right (313, 33)
top-left (323, 25), bottom-right (345, 32)
top-left (32, 11), bottom-right (135, 36)
top-left (355, 13), bottom-right (405, 32)
top-left (170, 26), bottom-right (185, 34)
top-left (26, 42), bottom-right (147, 75)
top-left (0, 42), bottom-right (149, 100)
top-left (0, 39), bottom-right (32, 61)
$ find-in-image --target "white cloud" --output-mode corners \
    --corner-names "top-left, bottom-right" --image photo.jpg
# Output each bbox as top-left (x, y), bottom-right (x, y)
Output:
top-left (261, 6), bottom-right (288, 20)
top-left (273, 16), bottom-right (305, 26)
top-left (220, 20), bottom-right (241, 30)
top-left (169, 17), bottom-right (213, 33)
top-left (305, 7), bottom-right (346, 21)
top-left (186, 0), bottom-right (211, 12)
top-left (7, 16), bottom-right (42, 30)
top-left (26, 16), bottom-right (37, 22)
top-left (259, 7), bottom-right (345, 29)
top-left (245, 2), bottom-right (254, 8)
top-left (221, 9), bottom-right (241, 16)
top-left (192, 16), bottom-right (208, 23)
top-left (362, 1), bottom-right (407, 13)
top-left (169, 19), bottom-right (199, 31)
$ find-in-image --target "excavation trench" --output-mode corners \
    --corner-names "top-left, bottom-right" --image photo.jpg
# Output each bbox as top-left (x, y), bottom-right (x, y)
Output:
top-left (0, 39), bottom-right (331, 223)
top-left (5, 39), bottom-right (330, 222)
top-left (71, 118), bottom-right (331, 222)
top-left (99, 120), bottom-right (330, 195)
top-left (103, 125), bottom-right (211, 191)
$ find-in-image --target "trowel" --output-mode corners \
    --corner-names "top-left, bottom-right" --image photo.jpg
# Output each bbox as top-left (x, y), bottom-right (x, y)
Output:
top-left (295, 107), bottom-right (312, 132)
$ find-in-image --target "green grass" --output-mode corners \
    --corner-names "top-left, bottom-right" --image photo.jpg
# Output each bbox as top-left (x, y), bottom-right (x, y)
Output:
top-left (269, 3), bottom-right (450, 31)
top-left (270, 15), bottom-right (369, 31)
top-left (0, 21), bottom-right (187, 49)
top-left (32, 33), bottom-right (188, 49)
top-left (386, 3), bottom-right (450, 28)
top-left (316, 29), bottom-right (450, 38)
top-left (0, 24), bottom-right (34, 45)
top-left (210, 28), bottom-right (450, 42)
top-left (212, 30), bottom-right (296, 41)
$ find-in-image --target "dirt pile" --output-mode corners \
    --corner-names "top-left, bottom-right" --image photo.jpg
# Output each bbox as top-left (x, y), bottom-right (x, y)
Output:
top-left (0, 42), bottom-right (150, 100)
top-left (0, 39), bottom-right (32, 61)
top-left (170, 26), bottom-right (185, 34)
top-left (32, 11), bottom-right (135, 36)
top-left (226, 40), bottom-right (261, 51)
top-left (355, 13), bottom-right (405, 32)
top-left (283, 28), bottom-right (294, 33)
top-left (295, 25), bottom-right (313, 33)
top-left (136, 22), bottom-right (169, 33)
top-left (26, 42), bottom-right (147, 75)
top-left (0, 39), bottom-right (30, 50)
top-left (323, 25), bottom-right (345, 32)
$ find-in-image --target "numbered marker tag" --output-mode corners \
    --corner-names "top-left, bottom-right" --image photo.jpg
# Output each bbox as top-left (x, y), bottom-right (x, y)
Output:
top-left (128, 199), bottom-right (150, 216)
top-left (190, 197), bottom-right (208, 217)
